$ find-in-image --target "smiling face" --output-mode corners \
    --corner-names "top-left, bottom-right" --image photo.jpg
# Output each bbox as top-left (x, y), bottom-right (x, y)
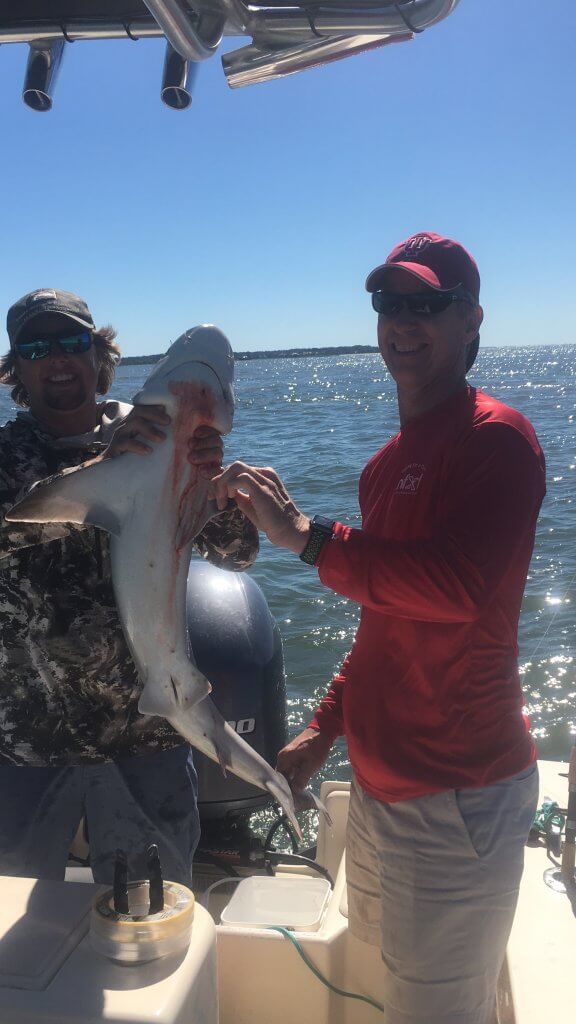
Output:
top-left (375, 268), bottom-right (483, 421)
top-left (13, 314), bottom-right (101, 435)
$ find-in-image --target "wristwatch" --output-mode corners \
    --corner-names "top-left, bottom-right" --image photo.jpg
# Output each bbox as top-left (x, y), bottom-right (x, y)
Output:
top-left (299, 515), bottom-right (335, 565)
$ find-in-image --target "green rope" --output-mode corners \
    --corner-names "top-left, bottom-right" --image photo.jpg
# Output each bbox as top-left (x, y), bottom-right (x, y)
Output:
top-left (531, 799), bottom-right (565, 838)
top-left (268, 926), bottom-right (385, 1015)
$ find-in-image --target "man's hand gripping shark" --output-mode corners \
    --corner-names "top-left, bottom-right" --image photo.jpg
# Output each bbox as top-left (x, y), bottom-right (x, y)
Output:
top-left (7, 326), bottom-right (330, 836)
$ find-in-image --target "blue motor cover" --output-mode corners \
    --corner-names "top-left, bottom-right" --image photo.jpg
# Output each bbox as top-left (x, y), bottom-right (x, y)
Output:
top-left (186, 559), bottom-right (287, 821)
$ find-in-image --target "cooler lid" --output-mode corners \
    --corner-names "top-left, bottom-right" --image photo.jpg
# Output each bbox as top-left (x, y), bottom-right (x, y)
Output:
top-left (0, 876), bottom-right (97, 991)
top-left (219, 875), bottom-right (331, 931)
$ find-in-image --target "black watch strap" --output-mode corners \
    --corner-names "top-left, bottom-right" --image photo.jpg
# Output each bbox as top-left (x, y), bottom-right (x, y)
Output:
top-left (299, 515), bottom-right (335, 566)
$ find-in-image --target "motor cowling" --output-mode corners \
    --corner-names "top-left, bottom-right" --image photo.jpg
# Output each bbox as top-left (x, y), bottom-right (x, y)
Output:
top-left (186, 559), bottom-right (287, 823)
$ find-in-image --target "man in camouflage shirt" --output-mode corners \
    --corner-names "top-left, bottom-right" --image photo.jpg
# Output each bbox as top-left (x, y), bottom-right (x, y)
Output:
top-left (0, 288), bottom-right (258, 885)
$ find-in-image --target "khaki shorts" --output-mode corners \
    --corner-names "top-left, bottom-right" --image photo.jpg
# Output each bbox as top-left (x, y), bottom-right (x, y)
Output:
top-left (346, 765), bottom-right (538, 1024)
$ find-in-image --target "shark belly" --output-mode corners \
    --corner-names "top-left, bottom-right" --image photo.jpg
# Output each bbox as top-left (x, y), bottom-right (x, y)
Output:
top-left (109, 449), bottom-right (212, 718)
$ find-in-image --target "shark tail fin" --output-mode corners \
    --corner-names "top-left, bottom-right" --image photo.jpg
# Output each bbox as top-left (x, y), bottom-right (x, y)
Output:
top-left (301, 791), bottom-right (333, 828)
top-left (266, 774), bottom-right (302, 840)
top-left (316, 798), bottom-right (333, 828)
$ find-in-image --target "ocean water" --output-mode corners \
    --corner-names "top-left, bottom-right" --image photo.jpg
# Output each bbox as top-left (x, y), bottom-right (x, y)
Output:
top-left (1, 345), bottom-right (575, 794)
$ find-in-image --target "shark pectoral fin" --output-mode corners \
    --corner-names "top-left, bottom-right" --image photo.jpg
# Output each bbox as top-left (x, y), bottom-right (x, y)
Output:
top-left (266, 774), bottom-right (302, 840)
top-left (5, 458), bottom-right (131, 536)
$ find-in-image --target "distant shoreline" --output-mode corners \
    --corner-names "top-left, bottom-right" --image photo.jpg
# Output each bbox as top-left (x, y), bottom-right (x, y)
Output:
top-left (120, 345), bottom-right (379, 365)
top-left (120, 341), bottom-right (575, 366)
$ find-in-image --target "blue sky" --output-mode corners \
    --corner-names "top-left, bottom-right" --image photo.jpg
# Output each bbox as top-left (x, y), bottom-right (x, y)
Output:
top-left (0, 0), bottom-right (574, 356)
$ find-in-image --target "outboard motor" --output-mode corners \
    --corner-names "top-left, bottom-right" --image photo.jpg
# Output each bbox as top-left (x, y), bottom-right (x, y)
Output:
top-left (68, 561), bottom-right (292, 874)
top-left (186, 559), bottom-right (287, 827)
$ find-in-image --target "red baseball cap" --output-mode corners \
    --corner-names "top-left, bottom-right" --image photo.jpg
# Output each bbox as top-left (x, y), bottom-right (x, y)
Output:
top-left (365, 232), bottom-right (480, 301)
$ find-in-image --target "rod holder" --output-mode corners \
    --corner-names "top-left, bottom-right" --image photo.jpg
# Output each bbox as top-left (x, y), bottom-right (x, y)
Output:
top-left (161, 42), bottom-right (198, 109)
top-left (113, 849), bottom-right (130, 915)
top-left (561, 746), bottom-right (576, 887)
top-left (147, 843), bottom-right (165, 913)
top-left (23, 39), bottom-right (65, 112)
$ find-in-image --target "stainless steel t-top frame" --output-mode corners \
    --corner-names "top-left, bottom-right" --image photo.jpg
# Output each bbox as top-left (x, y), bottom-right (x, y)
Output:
top-left (0, 0), bottom-right (461, 110)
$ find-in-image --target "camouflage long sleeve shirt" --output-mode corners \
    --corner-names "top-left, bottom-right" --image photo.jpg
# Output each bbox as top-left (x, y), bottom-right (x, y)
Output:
top-left (0, 403), bottom-right (259, 766)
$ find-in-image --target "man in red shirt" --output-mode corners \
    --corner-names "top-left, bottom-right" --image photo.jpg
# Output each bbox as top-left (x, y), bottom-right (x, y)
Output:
top-left (212, 233), bottom-right (545, 1023)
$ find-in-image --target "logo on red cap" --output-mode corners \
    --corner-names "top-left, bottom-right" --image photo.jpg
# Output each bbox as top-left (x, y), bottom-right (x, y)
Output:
top-left (365, 232), bottom-right (481, 301)
top-left (403, 235), bottom-right (432, 257)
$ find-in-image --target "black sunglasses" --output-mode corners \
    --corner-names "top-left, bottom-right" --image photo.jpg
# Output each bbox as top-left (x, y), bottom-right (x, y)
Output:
top-left (371, 290), bottom-right (475, 318)
top-left (15, 330), bottom-right (93, 361)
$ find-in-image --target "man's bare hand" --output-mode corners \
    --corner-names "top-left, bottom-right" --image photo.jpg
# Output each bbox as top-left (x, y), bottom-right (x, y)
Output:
top-left (210, 462), bottom-right (311, 554)
top-left (105, 410), bottom-right (224, 473)
top-left (105, 405), bottom-right (170, 457)
top-left (188, 425), bottom-right (224, 476)
top-left (277, 727), bottom-right (333, 793)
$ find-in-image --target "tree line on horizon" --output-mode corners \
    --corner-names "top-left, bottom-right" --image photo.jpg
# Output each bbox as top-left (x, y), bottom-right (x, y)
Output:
top-left (120, 345), bottom-right (380, 365)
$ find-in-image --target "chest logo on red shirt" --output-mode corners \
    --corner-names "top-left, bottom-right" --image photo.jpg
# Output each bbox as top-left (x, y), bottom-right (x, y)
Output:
top-left (395, 463), bottom-right (425, 495)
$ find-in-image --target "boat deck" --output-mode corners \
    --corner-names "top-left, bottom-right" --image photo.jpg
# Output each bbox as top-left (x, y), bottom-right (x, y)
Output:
top-left (498, 759), bottom-right (574, 1024)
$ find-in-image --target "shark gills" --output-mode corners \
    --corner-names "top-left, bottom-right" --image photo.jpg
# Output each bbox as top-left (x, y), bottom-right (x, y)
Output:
top-left (7, 326), bottom-right (302, 836)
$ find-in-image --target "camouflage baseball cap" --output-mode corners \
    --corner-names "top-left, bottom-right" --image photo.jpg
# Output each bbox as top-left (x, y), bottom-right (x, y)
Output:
top-left (7, 289), bottom-right (95, 345)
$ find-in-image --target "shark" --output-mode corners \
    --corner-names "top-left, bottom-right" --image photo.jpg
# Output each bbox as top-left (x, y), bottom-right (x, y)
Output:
top-left (6, 326), bottom-right (305, 834)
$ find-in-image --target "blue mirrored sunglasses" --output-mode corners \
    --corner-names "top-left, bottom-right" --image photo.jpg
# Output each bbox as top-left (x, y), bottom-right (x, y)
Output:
top-left (15, 330), bottom-right (93, 361)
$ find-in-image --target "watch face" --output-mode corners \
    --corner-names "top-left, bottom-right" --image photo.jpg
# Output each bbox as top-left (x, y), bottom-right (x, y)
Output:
top-left (300, 516), bottom-right (334, 565)
top-left (312, 515), bottom-right (335, 534)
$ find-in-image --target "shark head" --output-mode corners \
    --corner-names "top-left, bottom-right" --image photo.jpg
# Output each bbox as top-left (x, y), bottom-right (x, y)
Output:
top-left (5, 324), bottom-right (236, 536)
top-left (135, 325), bottom-right (235, 433)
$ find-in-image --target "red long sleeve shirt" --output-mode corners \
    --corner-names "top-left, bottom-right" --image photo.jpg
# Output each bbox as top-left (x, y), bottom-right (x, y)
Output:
top-left (310, 386), bottom-right (545, 802)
